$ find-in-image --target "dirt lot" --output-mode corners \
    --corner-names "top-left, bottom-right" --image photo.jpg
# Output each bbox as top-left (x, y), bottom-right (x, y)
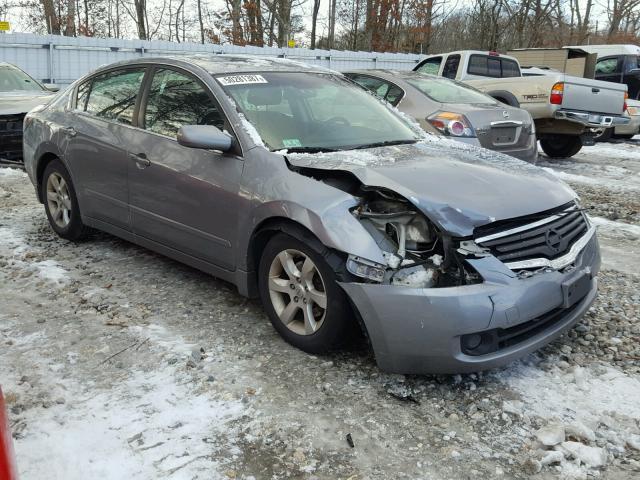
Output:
top-left (1, 139), bottom-right (639, 480)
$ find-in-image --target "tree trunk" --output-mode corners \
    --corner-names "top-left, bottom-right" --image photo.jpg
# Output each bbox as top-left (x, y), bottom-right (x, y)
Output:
top-left (311, 0), bottom-right (321, 49)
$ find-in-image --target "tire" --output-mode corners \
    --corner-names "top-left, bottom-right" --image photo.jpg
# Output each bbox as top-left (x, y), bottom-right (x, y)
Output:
top-left (41, 159), bottom-right (86, 241)
top-left (593, 128), bottom-right (613, 142)
top-left (258, 232), bottom-right (355, 354)
top-left (540, 135), bottom-right (583, 158)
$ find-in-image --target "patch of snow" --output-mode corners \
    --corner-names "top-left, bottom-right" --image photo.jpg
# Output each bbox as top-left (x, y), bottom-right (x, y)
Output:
top-left (237, 112), bottom-right (266, 147)
top-left (590, 216), bottom-right (640, 238)
top-left (497, 362), bottom-right (640, 424)
top-left (586, 143), bottom-right (640, 161)
top-left (0, 167), bottom-right (27, 178)
top-left (16, 369), bottom-right (246, 480)
top-left (33, 259), bottom-right (69, 284)
top-left (391, 265), bottom-right (435, 287)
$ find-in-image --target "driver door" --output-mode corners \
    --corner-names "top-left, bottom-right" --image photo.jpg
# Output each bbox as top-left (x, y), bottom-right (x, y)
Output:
top-left (125, 66), bottom-right (244, 270)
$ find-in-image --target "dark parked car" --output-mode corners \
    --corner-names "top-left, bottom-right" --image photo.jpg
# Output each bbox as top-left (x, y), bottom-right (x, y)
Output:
top-left (23, 55), bottom-right (600, 374)
top-left (0, 63), bottom-right (57, 165)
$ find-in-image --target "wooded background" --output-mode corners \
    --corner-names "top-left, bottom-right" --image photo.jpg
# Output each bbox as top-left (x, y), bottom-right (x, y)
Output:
top-left (1, 0), bottom-right (639, 53)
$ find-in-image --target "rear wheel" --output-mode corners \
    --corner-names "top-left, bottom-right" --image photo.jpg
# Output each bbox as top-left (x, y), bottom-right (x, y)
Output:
top-left (540, 135), bottom-right (583, 158)
top-left (42, 159), bottom-right (85, 241)
top-left (258, 232), bottom-right (355, 354)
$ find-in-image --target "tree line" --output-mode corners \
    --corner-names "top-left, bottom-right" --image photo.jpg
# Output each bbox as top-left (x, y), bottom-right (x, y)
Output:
top-left (7, 0), bottom-right (640, 52)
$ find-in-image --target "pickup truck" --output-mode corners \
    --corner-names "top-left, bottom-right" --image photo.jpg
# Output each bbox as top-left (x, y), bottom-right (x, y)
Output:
top-left (414, 50), bottom-right (630, 158)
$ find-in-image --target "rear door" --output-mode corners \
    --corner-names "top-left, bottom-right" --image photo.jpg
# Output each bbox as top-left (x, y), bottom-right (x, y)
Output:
top-left (125, 66), bottom-right (243, 269)
top-left (65, 67), bottom-right (147, 230)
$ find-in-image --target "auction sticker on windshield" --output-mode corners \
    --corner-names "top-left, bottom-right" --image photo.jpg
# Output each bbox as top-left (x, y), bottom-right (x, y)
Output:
top-left (217, 74), bottom-right (268, 86)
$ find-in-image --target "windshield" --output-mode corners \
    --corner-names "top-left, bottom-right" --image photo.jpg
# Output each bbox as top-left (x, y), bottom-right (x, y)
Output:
top-left (0, 65), bottom-right (44, 92)
top-left (407, 76), bottom-right (496, 105)
top-left (217, 72), bottom-right (418, 151)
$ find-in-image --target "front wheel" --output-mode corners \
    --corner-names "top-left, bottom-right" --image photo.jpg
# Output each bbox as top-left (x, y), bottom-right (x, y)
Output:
top-left (42, 159), bottom-right (86, 241)
top-left (258, 232), bottom-right (355, 354)
top-left (540, 135), bottom-right (583, 158)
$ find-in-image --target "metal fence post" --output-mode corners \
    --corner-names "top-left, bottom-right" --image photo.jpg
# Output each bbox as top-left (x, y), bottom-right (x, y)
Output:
top-left (47, 42), bottom-right (55, 83)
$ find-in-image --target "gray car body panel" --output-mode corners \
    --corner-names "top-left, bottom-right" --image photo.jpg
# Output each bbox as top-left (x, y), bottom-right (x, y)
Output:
top-left (23, 55), bottom-right (599, 374)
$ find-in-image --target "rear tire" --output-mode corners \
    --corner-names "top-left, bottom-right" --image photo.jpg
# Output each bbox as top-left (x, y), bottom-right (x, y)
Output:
top-left (258, 232), bottom-right (355, 354)
top-left (540, 135), bottom-right (583, 158)
top-left (42, 159), bottom-right (85, 241)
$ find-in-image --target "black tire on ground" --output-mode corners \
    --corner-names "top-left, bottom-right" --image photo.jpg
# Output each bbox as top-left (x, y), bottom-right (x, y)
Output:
top-left (593, 128), bottom-right (614, 142)
top-left (539, 135), bottom-right (583, 158)
top-left (41, 159), bottom-right (86, 241)
top-left (614, 134), bottom-right (636, 140)
top-left (258, 231), bottom-right (356, 354)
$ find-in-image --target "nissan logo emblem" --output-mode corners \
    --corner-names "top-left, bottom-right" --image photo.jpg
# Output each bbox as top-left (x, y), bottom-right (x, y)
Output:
top-left (545, 228), bottom-right (564, 252)
top-left (502, 110), bottom-right (510, 119)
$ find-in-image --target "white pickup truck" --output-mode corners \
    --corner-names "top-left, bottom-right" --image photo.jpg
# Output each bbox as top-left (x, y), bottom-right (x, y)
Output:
top-left (414, 50), bottom-right (630, 158)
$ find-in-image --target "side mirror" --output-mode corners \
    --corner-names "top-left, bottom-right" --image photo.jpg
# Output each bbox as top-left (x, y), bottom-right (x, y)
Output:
top-left (177, 125), bottom-right (233, 152)
top-left (44, 83), bottom-right (60, 92)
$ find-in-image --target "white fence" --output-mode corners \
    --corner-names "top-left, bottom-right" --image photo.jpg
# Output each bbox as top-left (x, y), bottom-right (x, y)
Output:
top-left (0, 33), bottom-right (424, 86)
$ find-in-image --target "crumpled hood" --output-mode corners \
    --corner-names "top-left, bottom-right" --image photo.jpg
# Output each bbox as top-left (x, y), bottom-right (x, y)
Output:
top-left (286, 138), bottom-right (576, 237)
top-left (0, 91), bottom-right (55, 115)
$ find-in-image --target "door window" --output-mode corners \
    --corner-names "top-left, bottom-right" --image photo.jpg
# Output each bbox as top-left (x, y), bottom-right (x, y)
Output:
top-left (442, 55), bottom-right (461, 79)
top-left (468, 55), bottom-right (520, 78)
top-left (416, 57), bottom-right (442, 75)
top-left (144, 69), bottom-right (224, 138)
top-left (595, 58), bottom-right (619, 75)
top-left (81, 68), bottom-right (146, 125)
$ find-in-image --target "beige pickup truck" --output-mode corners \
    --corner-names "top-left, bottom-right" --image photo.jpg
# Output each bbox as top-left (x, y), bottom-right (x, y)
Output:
top-left (414, 50), bottom-right (629, 158)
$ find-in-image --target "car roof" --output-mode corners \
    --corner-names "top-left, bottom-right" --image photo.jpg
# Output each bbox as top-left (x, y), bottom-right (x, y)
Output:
top-left (91, 54), bottom-right (334, 76)
top-left (344, 69), bottom-right (440, 82)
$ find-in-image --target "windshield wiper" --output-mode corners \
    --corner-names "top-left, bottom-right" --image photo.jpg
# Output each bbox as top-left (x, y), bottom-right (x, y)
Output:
top-left (348, 139), bottom-right (418, 150)
top-left (282, 146), bottom-right (339, 153)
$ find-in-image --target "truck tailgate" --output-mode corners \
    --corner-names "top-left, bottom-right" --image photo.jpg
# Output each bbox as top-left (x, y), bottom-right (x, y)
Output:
top-left (562, 76), bottom-right (627, 115)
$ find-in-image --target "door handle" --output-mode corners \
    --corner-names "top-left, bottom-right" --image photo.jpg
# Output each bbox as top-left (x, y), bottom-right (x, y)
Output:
top-left (61, 126), bottom-right (77, 137)
top-left (129, 152), bottom-right (151, 169)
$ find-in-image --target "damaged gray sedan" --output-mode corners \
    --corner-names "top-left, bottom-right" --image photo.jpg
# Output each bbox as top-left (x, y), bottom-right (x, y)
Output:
top-left (23, 55), bottom-right (600, 374)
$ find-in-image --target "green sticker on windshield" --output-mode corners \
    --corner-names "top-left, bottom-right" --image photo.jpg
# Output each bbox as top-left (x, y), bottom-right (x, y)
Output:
top-left (282, 139), bottom-right (302, 148)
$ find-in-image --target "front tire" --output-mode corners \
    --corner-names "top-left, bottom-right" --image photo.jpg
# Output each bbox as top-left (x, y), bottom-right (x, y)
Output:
top-left (258, 232), bottom-right (355, 354)
top-left (42, 159), bottom-right (85, 241)
top-left (540, 135), bottom-right (583, 158)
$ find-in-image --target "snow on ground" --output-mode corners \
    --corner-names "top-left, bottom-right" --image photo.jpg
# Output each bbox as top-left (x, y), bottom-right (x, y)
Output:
top-left (497, 361), bottom-right (640, 425)
top-left (17, 367), bottom-right (246, 480)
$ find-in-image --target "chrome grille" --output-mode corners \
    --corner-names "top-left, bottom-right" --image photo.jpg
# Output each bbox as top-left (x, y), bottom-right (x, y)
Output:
top-left (475, 203), bottom-right (591, 269)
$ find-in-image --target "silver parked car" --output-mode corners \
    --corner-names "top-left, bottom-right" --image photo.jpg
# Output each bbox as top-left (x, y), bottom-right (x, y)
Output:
top-left (0, 63), bottom-right (58, 165)
top-left (23, 55), bottom-right (599, 374)
top-left (344, 69), bottom-right (537, 161)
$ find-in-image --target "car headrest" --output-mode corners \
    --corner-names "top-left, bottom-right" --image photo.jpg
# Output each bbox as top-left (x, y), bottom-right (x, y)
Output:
top-left (247, 87), bottom-right (283, 106)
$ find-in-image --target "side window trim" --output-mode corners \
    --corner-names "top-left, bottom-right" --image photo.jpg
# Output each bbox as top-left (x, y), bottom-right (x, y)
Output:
top-left (137, 64), bottom-right (242, 155)
top-left (73, 65), bottom-right (149, 128)
top-left (349, 73), bottom-right (405, 106)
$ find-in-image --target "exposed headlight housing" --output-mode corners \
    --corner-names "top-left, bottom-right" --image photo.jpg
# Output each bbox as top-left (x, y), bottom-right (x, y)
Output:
top-left (346, 255), bottom-right (386, 282)
top-left (427, 111), bottom-right (475, 138)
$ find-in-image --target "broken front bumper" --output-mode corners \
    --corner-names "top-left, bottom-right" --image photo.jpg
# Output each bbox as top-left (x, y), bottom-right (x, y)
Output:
top-left (554, 110), bottom-right (629, 128)
top-left (339, 233), bottom-right (600, 374)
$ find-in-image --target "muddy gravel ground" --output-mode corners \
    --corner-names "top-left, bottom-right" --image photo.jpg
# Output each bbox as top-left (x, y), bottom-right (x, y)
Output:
top-left (1, 139), bottom-right (639, 480)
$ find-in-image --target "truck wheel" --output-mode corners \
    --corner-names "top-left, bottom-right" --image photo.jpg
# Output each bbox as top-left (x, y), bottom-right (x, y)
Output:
top-left (592, 128), bottom-right (613, 142)
top-left (540, 135), bottom-right (583, 158)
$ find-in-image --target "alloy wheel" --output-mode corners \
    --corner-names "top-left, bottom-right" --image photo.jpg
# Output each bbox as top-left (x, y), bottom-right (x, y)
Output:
top-left (46, 172), bottom-right (72, 228)
top-left (268, 249), bottom-right (328, 335)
